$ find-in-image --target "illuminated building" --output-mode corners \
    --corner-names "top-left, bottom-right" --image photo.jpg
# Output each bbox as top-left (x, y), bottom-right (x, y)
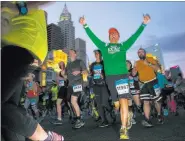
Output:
top-left (58, 3), bottom-right (75, 50)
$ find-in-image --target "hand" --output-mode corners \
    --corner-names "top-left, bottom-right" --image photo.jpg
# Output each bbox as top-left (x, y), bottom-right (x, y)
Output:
top-left (143, 14), bottom-right (151, 24)
top-left (72, 71), bottom-right (81, 76)
top-left (79, 16), bottom-right (86, 25)
top-left (81, 70), bottom-right (87, 75)
top-left (60, 70), bottom-right (65, 76)
top-left (100, 74), bottom-right (104, 79)
top-left (132, 67), bottom-right (137, 76)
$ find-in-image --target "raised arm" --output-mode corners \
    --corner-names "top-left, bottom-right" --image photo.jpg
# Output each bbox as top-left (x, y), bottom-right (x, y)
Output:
top-left (121, 14), bottom-right (151, 51)
top-left (79, 16), bottom-right (106, 49)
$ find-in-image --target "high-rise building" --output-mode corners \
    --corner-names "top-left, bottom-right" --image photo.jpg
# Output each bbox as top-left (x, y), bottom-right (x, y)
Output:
top-left (58, 3), bottom-right (75, 50)
top-left (145, 43), bottom-right (165, 69)
top-left (75, 38), bottom-right (87, 66)
top-left (47, 23), bottom-right (62, 51)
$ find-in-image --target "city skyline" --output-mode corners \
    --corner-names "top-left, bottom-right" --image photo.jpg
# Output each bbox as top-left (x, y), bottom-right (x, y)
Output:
top-left (41, 2), bottom-right (185, 74)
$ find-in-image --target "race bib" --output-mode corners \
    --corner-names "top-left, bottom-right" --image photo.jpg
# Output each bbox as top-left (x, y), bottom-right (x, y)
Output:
top-left (59, 80), bottom-right (65, 87)
top-left (43, 95), bottom-right (49, 100)
top-left (129, 79), bottom-right (134, 89)
top-left (115, 79), bottom-right (129, 95)
top-left (93, 65), bottom-right (102, 79)
top-left (73, 84), bottom-right (83, 93)
top-left (30, 99), bottom-right (36, 105)
top-left (153, 84), bottom-right (161, 96)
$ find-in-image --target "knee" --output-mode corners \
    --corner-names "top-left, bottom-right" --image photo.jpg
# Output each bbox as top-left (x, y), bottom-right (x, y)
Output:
top-left (114, 101), bottom-right (120, 110)
top-left (144, 101), bottom-right (150, 105)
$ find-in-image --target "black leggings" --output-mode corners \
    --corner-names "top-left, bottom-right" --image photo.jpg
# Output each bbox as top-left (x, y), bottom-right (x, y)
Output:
top-left (93, 84), bottom-right (111, 122)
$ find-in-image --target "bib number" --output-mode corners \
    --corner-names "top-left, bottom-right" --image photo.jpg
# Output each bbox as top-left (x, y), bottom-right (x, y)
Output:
top-left (115, 79), bottom-right (129, 95)
top-left (59, 80), bottom-right (64, 87)
top-left (129, 79), bottom-right (134, 89)
top-left (93, 65), bottom-right (102, 80)
top-left (153, 84), bottom-right (161, 96)
top-left (73, 84), bottom-right (83, 93)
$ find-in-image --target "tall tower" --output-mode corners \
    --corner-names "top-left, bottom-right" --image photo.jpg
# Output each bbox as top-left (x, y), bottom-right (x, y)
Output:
top-left (75, 38), bottom-right (87, 66)
top-left (58, 3), bottom-right (75, 52)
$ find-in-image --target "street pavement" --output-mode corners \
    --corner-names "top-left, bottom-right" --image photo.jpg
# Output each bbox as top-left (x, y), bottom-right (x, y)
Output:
top-left (41, 110), bottom-right (185, 141)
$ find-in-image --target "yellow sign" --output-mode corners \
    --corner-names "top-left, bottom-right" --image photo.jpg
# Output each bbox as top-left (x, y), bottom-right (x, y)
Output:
top-left (53, 50), bottom-right (68, 66)
top-left (45, 50), bottom-right (68, 72)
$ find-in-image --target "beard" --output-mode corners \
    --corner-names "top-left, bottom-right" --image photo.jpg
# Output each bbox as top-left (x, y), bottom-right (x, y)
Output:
top-left (139, 55), bottom-right (146, 60)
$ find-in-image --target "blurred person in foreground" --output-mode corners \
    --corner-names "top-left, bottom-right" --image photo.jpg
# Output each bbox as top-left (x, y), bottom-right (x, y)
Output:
top-left (1, 1), bottom-right (64, 141)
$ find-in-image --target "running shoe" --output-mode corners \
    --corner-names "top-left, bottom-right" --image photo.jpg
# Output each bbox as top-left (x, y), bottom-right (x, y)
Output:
top-left (120, 127), bottom-right (129, 140)
top-left (142, 119), bottom-right (153, 128)
top-left (99, 121), bottom-right (109, 128)
top-left (157, 115), bottom-right (164, 124)
top-left (74, 119), bottom-right (85, 129)
top-left (131, 118), bottom-right (136, 125)
top-left (53, 119), bottom-right (63, 125)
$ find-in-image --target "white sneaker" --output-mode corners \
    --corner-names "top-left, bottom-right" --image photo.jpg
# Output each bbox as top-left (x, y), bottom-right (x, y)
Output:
top-left (132, 118), bottom-right (136, 124)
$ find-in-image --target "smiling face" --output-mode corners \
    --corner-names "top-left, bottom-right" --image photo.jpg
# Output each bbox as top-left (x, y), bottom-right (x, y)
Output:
top-left (109, 32), bottom-right (120, 43)
top-left (109, 28), bottom-right (120, 43)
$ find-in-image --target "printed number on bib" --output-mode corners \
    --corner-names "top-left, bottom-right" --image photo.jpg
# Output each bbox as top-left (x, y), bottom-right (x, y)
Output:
top-left (59, 80), bottom-right (64, 87)
top-left (129, 79), bottom-right (134, 89)
top-left (115, 79), bottom-right (129, 95)
top-left (93, 65), bottom-right (102, 79)
top-left (73, 84), bottom-right (83, 93)
top-left (153, 84), bottom-right (161, 96)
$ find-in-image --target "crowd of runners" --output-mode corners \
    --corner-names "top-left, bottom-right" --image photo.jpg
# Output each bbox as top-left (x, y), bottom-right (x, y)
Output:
top-left (2, 1), bottom-right (185, 141)
top-left (20, 47), bottom-right (185, 140)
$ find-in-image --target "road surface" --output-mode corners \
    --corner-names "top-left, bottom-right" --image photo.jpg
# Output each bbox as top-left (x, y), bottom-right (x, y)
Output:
top-left (41, 110), bottom-right (185, 141)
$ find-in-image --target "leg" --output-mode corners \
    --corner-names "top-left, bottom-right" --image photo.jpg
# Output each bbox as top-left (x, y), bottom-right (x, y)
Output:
top-left (56, 99), bottom-right (63, 120)
top-left (149, 80), bottom-right (164, 124)
top-left (119, 98), bottom-right (129, 128)
top-left (71, 95), bottom-right (81, 117)
top-left (133, 94), bottom-right (143, 113)
top-left (94, 85), bottom-right (107, 124)
top-left (140, 83), bottom-right (153, 127)
top-left (71, 93), bottom-right (85, 129)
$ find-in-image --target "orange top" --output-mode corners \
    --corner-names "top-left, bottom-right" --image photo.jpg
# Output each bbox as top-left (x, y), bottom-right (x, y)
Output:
top-left (135, 57), bottom-right (157, 82)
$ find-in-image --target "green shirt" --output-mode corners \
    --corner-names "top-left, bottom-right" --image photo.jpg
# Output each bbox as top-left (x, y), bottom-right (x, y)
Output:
top-left (84, 23), bottom-right (146, 76)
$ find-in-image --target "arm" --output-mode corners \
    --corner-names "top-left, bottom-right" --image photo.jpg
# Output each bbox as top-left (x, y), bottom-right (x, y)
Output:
top-left (83, 24), bottom-right (106, 49)
top-left (121, 14), bottom-right (151, 51)
top-left (121, 23), bottom-right (146, 51)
